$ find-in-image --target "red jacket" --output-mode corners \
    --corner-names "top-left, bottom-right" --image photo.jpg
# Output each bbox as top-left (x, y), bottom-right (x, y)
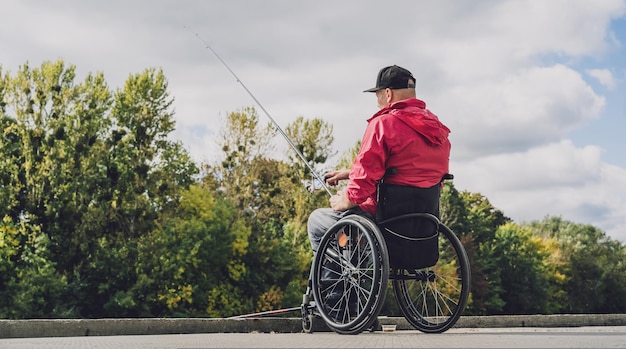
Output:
top-left (346, 98), bottom-right (451, 215)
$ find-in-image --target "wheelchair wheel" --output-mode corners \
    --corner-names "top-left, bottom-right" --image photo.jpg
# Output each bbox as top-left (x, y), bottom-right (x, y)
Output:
top-left (311, 214), bottom-right (389, 335)
top-left (392, 223), bottom-right (470, 333)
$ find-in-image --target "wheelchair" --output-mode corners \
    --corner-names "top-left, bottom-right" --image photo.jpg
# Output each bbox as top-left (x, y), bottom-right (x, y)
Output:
top-left (300, 174), bottom-right (470, 334)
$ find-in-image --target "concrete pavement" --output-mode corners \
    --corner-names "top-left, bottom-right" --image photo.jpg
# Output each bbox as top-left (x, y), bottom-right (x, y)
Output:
top-left (1, 326), bottom-right (626, 348)
top-left (1, 314), bottom-right (625, 338)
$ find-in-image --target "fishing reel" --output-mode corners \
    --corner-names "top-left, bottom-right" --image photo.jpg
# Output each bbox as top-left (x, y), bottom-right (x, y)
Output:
top-left (303, 178), bottom-right (327, 193)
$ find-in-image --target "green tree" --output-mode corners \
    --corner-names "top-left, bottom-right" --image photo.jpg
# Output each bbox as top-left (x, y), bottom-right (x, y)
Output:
top-left (0, 115), bottom-right (22, 216)
top-left (529, 217), bottom-right (626, 313)
top-left (461, 192), bottom-right (509, 244)
top-left (1, 61), bottom-right (117, 316)
top-left (487, 222), bottom-right (550, 314)
top-left (0, 60), bottom-right (197, 318)
top-left (458, 191), bottom-right (510, 315)
top-left (208, 107), bottom-right (275, 215)
top-left (108, 67), bottom-right (198, 238)
top-left (0, 69), bottom-right (22, 215)
top-left (283, 116), bottom-right (335, 249)
top-left (133, 185), bottom-right (251, 317)
top-left (539, 235), bottom-right (569, 314)
top-left (285, 116), bottom-right (335, 179)
top-left (439, 181), bottom-right (469, 235)
top-left (0, 215), bottom-right (72, 318)
top-left (64, 67), bottom-right (198, 317)
top-left (203, 108), bottom-right (297, 314)
top-left (204, 109), bottom-right (336, 314)
top-left (439, 182), bottom-right (512, 315)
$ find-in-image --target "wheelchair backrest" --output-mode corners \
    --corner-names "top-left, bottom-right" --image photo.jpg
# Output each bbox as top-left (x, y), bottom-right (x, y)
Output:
top-left (376, 182), bottom-right (441, 270)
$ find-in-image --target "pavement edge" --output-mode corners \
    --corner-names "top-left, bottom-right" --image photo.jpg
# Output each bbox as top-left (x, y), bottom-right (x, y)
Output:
top-left (1, 314), bottom-right (625, 338)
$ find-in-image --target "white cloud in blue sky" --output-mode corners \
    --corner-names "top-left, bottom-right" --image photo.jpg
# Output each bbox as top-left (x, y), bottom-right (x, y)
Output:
top-left (586, 68), bottom-right (618, 89)
top-left (1, 0), bottom-right (625, 241)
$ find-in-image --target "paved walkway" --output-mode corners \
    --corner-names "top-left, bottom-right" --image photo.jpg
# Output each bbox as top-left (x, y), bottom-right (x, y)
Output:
top-left (1, 314), bottom-right (625, 338)
top-left (1, 326), bottom-right (625, 348)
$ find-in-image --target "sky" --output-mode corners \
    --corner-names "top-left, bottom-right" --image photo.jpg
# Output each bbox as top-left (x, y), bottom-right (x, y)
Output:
top-left (2, 0), bottom-right (626, 242)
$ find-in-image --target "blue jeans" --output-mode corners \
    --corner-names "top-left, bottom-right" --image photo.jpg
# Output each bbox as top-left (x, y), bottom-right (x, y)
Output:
top-left (307, 207), bottom-right (373, 252)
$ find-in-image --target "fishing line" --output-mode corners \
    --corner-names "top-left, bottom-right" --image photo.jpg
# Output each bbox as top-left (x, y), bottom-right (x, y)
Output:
top-left (185, 27), bottom-right (333, 197)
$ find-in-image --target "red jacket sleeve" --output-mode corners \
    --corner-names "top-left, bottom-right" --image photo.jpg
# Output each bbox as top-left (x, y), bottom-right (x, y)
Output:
top-left (346, 117), bottom-right (387, 208)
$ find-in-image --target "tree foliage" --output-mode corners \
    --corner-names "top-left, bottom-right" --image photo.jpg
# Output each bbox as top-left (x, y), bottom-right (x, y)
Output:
top-left (0, 60), bottom-right (198, 318)
top-left (133, 185), bottom-right (251, 317)
top-left (200, 108), bottom-right (332, 314)
top-left (528, 217), bottom-right (626, 313)
top-left (285, 116), bottom-right (335, 178)
top-left (0, 215), bottom-right (70, 318)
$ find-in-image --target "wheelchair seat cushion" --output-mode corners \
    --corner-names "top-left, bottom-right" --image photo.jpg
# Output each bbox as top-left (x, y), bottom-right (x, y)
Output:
top-left (376, 182), bottom-right (440, 269)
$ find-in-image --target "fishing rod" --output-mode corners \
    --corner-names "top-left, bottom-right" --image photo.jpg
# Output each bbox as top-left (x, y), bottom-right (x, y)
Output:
top-left (226, 306), bottom-right (301, 319)
top-left (186, 27), bottom-right (333, 197)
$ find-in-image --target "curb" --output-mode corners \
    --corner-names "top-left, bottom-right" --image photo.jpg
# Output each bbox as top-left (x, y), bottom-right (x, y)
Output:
top-left (1, 314), bottom-right (625, 339)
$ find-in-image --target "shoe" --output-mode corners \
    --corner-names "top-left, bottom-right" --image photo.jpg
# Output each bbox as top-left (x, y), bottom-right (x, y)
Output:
top-left (321, 261), bottom-right (345, 322)
top-left (327, 287), bottom-right (360, 323)
top-left (320, 260), bottom-right (343, 293)
top-left (326, 297), bottom-right (343, 322)
top-left (347, 287), bottom-right (359, 316)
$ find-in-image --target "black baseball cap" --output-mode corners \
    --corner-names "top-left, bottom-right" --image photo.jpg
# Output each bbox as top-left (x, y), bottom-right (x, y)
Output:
top-left (363, 65), bottom-right (416, 92)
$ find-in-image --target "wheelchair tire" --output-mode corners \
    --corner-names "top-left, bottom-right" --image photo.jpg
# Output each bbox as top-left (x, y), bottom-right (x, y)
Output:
top-left (392, 223), bottom-right (470, 333)
top-left (311, 215), bottom-right (389, 335)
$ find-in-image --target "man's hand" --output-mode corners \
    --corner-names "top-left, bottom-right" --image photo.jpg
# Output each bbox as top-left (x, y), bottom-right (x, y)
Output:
top-left (324, 170), bottom-right (350, 186)
top-left (330, 189), bottom-right (357, 211)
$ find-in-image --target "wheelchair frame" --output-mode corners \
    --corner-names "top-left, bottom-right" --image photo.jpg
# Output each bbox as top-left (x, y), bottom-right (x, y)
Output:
top-left (301, 202), bottom-right (470, 335)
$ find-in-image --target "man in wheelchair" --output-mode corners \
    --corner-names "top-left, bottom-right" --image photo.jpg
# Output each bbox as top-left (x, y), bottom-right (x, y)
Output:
top-left (307, 65), bottom-right (452, 323)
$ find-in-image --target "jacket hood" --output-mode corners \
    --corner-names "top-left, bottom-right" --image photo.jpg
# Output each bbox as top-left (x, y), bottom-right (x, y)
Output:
top-left (378, 98), bottom-right (450, 145)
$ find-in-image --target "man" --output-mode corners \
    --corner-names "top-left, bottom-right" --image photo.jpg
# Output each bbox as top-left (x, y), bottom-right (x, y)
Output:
top-left (307, 65), bottom-right (451, 251)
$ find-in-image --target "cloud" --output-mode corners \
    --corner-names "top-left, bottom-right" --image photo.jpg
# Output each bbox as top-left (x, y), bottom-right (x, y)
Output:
top-left (586, 68), bottom-right (618, 89)
top-left (453, 140), bottom-right (626, 241)
top-left (439, 65), bottom-right (605, 160)
top-left (456, 140), bottom-right (604, 190)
